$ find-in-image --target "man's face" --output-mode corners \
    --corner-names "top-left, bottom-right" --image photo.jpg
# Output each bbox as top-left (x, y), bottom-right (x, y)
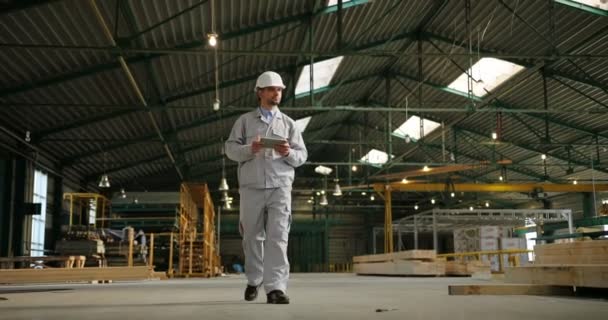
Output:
top-left (258, 86), bottom-right (283, 107)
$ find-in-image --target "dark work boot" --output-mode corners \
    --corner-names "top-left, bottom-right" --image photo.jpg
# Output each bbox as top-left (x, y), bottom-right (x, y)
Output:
top-left (244, 284), bottom-right (261, 301)
top-left (266, 290), bottom-right (290, 304)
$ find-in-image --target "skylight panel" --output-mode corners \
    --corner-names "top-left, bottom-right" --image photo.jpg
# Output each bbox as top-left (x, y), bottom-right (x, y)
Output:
top-left (392, 116), bottom-right (440, 141)
top-left (559, 0), bottom-right (608, 11)
top-left (327, 0), bottom-right (352, 6)
top-left (574, 0), bottom-right (608, 9)
top-left (295, 56), bottom-right (344, 96)
top-left (360, 149), bottom-right (393, 166)
top-left (447, 58), bottom-right (525, 98)
top-left (295, 116), bottom-right (312, 132)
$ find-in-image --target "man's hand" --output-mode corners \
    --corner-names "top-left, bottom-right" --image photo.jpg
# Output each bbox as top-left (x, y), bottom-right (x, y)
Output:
top-left (252, 135), bottom-right (262, 154)
top-left (274, 141), bottom-right (290, 157)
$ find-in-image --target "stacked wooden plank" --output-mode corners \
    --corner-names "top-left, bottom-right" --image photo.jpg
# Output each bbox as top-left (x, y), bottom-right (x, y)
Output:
top-left (505, 240), bottom-right (608, 288)
top-left (0, 266), bottom-right (156, 284)
top-left (353, 250), bottom-right (445, 276)
top-left (445, 260), bottom-right (491, 277)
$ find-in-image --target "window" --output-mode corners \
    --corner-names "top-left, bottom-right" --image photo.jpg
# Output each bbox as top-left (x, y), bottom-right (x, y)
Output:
top-left (447, 58), bottom-right (525, 98)
top-left (295, 56), bottom-right (344, 96)
top-left (524, 219), bottom-right (536, 262)
top-left (30, 170), bottom-right (48, 257)
top-left (295, 116), bottom-right (312, 132)
top-left (392, 115), bottom-right (440, 142)
top-left (89, 199), bottom-right (96, 226)
top-left (360, 149), bottom-right (393, 167)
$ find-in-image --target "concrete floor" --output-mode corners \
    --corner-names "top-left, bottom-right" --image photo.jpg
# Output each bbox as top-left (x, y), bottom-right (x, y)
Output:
top-left (0, 273), bottom-right (607, 320)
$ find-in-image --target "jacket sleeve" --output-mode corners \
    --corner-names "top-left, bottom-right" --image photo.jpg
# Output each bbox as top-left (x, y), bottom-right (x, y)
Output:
top-left (284, 123), bottom-right (307, 168)
top-left (225, 116), bottom-right (255, 163)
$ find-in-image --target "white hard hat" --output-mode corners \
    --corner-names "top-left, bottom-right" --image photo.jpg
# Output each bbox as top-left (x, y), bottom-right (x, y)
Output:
top-left (254, 71), bottom-right (286, 92)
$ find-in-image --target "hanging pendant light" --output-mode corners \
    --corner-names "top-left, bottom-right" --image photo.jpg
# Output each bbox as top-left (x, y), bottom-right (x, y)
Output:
top-left (319, 194), bottom-right (328, 206)
top-left (98, 174), bottom-right (110, 188)
top-left (98, 152), bottom-right (110, 188)
top-left (218, 148), bottom-right (229, 191)
top-left (333, 182), bottom-right (342, 196)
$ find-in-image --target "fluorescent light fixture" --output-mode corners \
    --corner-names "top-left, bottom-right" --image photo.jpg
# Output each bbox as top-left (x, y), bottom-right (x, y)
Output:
top-left (295, 116), bottom-right (312, 132)
top-left (392, 115), bottom-right (440, 142)
top-left (295, 56), bottom-right (344, 96)
top-left (315, 165), bottom-right (333, 175)
top-left (447, 58), bottom-right (525, 98)
top-left (360, 149), bottom-right (393, 166)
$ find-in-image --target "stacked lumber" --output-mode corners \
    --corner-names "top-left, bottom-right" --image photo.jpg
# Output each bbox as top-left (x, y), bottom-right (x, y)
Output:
top-left (0, 266), bottom-right (156, 284)
top-left (505, 240), bottom-right (608, 288)
top-left (353, 250), bottom-right (445, 276)
top-left (445, 260), bottom-right (491, 277)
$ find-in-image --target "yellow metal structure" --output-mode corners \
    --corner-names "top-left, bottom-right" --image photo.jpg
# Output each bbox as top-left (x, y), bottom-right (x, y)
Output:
top-left (438, 249), bottom-right (532, 273)
top-left (63, 193), bottom-right (110, 229)
top-left (375, 182), bottom-right (608, 253)
top-left (373, 182), bottom-right (608, 193)
top-left (177, 183), bottom-right (221, 277)
top-left (384, 185), bottom-right (393, 253)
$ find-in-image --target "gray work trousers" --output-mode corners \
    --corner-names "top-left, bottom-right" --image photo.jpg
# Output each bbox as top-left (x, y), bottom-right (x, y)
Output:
top-left (239, 187), bottom-right (292, 293)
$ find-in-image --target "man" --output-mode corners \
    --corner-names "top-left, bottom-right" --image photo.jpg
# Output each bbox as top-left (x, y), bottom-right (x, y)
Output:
top-left (225, 71), bottom-right (307, 304)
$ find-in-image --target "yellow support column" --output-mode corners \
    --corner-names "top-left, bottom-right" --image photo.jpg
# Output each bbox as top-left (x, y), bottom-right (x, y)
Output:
top-left (149, 233), bottom-right (154, 269)
top-left (384, 185), bottom-right (393, 253)
top-left (168, 232), bottom-right (174, 277)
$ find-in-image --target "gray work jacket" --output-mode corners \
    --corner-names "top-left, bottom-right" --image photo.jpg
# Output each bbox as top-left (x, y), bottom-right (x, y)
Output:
top-left (225, 107), bottom-right (307, 189)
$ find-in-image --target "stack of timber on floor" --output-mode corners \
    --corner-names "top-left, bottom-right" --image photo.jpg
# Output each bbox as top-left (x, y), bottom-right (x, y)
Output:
top-left (353, 250), bottom-right (445, 276)
top-left (0, 266), bottom-right (158, 284)
top-left (505, 240), bottom-right (608, 288)
top-left (445, 260), bottom-right (491, 277)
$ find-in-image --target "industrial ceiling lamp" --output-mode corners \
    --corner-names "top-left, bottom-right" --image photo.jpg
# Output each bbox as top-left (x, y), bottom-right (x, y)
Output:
top-left (120, 188), bottom-right (127, 199)
top-left (98, 152), bottom-right (110, 188)
top-left (333, 166), bottom-right (342, 196)
top-left (209, 0), bottom-right (221, 111)
top-left (207, 33), bottom-right (218, 47)
top-left (219, 147), bottom-right (229, 191)
top-left (319, 194), bottom-right (328, 206)
top-left (221, 191), bottom-right (233, 210)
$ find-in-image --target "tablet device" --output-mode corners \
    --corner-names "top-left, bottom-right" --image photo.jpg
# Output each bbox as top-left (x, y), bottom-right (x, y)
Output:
top-left (260, 137), bottom-right (287, 148)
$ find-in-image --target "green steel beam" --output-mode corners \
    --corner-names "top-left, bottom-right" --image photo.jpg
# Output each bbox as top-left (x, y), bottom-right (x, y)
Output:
top-left (123, 0), bottom-right (210, 43)
top-left (34, 109), bottom-right (138, 141)
top-left (164, 30), bottom-right (415, 103)
top-left (0, 0), bottom-right (58, 14)
top-left (393, 72), bottom-right (608, 142)
top-left (0, 1), bottom-right (365, 99)
top-left (322, 0), bottom-right (369, 13)
top-left (513, 215), bottom-right (608, 236)
top-left (423, 29), bottom-right (608, 93)
top-left (454, 125), bottom-right (608, 175)
top-left (456, 130), bottom-right (562, 183)
top-left (83, 119), bottom-right (334, 180)
top-left (120, 1), bottom-right (189, 177)
top-left (554, 0), bottom-right (608, 16)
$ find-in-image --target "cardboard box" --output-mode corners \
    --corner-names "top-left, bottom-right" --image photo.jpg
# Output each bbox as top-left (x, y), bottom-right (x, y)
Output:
top-left (480, 226), bottom-right (510, 239)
